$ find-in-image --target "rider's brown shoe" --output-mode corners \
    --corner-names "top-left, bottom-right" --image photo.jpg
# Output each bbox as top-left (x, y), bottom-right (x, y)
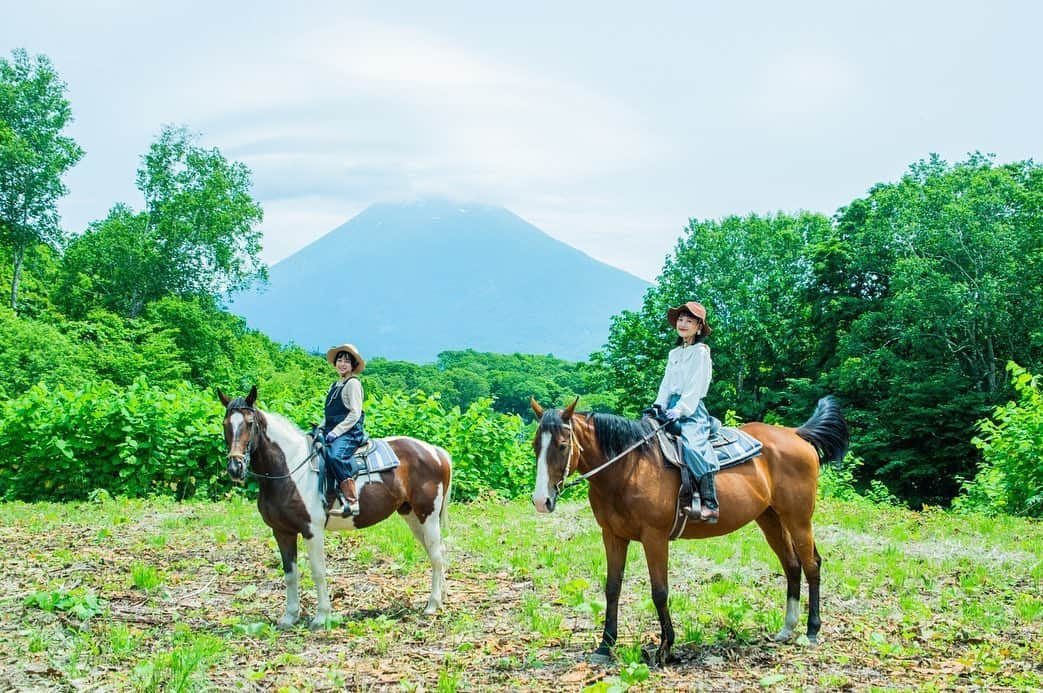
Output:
top-left (699, 505), bottom-right (719, 524)
top-left (339, 478), bottom-right (360, 515)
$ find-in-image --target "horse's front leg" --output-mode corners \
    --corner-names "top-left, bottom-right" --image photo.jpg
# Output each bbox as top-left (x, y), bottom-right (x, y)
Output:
top-left (302, 526), bottom-right (331, 629)
top-left (273, 530), bottom-right (301, 629)
top-left (641, 535), bottom-right (675, 666)
top-left (593, 530), bottom-right (629, 663)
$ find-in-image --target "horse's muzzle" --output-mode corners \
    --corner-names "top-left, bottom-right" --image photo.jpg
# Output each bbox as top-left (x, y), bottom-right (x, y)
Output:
top-left (226, 457), bottom-right (246, 483)
top-left (532, 492), bottom-right (557, 514)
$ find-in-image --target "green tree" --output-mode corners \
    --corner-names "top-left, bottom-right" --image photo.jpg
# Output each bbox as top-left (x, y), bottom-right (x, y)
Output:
top-left (599, 211), bottom-right (832, 420)
top-left (814, 154), bottom-right (1043, 503)
top-left (0, 49), bottom-right (83, 312)
top-left (58, 125), bottom-right (265, 318)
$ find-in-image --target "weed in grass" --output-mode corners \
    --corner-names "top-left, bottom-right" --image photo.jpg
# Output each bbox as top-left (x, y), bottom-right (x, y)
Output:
top-left (819, 673), bottom-right (851, 688)
top-left (133, 632), bottom-right (225, 692)
top-left (24, 589), bottom-right (107, 622)
top-left (619, 660), bottom-right (650, 687)
top-left (613, 641), bottom-right (645, 666)
top-left (131, 561), bottom-right (164, 592)
top-left (105, 623), bottom-right (139, 659)
top-left (520, 593), bottom-right (565, 639)
top-left (27, 628), bottom-right (49, 653)
top-left (232, 621), bottom-right (278, 639)
top-left (436, 655), bottom-right (464, 692)
top-left (1015, 594), bottom-right (1043, 622)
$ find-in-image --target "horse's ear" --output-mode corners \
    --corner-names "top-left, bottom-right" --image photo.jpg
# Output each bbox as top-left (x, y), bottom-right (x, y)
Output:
top-left (561, 396), bottom-right (579, 422)
top-left (530, 397), bottom-right (544, 419)
top-left (246, 386), bottom-right (257, 407)
top-left (218, 389), bottom-right (230, 406)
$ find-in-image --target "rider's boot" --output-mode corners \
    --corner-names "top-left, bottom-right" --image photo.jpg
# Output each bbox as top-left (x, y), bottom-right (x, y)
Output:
top-left (680, 464), bottom-right (702, 520)
top-left (339, 477), bottom-right (360, 516)
top-left (698, 473), bottom-right (719, 523)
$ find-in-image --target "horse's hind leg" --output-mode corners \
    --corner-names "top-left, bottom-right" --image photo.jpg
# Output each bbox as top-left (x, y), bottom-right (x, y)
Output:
top-left (754, 509), bottom-right (802, 642)
top-left (273, 530), bottom-right (302, 629)
top-left (403, 508), bottom-right (446, 615)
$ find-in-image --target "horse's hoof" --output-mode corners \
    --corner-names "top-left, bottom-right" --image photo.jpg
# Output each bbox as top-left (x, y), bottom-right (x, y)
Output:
top-left (309, 617), bottom-right (330, 631)
top-left (799, 634), bottom-right (818, 647)
top-left (423, 602), bottom-right (440, 616)
top-left (276, 617), bottom-right (298, 631)
top-left (589, 648), bottom-right (613, 665)
top-left (772, 628), bottom-right (795, 643)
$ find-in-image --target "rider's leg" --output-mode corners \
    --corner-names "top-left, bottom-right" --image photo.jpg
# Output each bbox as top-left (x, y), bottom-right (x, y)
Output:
top-left (698, 472), bottom-right (719, 523)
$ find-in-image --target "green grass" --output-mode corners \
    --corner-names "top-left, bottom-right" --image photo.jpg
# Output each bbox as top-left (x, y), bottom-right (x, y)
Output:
top-left (0, 494), bottom-right (1041, 690)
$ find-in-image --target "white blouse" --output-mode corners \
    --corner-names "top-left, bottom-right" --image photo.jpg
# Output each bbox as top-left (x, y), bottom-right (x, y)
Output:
top-left (654, 342), bottom-right (712, 417)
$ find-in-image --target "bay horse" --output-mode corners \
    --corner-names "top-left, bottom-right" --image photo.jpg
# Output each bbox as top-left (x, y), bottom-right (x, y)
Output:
top-left (530, 396), bottom-right (848, 665)
top-left (219, 386), bottom-right (452, 628)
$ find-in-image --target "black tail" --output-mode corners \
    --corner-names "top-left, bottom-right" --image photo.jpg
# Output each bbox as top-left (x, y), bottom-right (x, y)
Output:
top-left (795, 396), bottom-right (849, 464)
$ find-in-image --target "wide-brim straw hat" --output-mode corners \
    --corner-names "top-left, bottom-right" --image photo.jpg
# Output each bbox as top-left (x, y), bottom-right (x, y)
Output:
top-left (666, 301), bottom-right (713, 335)
top-left (325, 343), bottom-right (366, 373)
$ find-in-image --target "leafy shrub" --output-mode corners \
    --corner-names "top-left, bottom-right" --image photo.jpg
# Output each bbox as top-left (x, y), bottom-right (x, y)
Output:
top-left (0, 378), bottom-right (226, 501)
top-left (955, 362), bottom-right (1043, 517)
top-left (0, 376), bottom-right (534, 503)
top-left (363, 391), bottom-right (530, 500)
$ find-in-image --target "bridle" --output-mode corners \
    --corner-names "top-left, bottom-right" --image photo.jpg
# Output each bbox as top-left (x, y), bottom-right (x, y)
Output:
top-left (553, 423), bottom-right (584, 493)
top-left (225, 405), bottom-right (318, 481)
top-left (552, 415), bottom-right (663, 491)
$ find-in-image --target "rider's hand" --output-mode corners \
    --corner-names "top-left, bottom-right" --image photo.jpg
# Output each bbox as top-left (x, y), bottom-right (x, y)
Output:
top-left (325, 431), bottom-right (337, 443)
top-left (665, 408), bottom-right (681, 421)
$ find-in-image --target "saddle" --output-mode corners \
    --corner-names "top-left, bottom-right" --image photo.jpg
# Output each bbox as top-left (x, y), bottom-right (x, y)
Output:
top-left (650, 420), bottom-right (763, 540)
top-left (656, 426), bottom-right (763, 471)
top-left (311, 433), bottom-right (402, 515)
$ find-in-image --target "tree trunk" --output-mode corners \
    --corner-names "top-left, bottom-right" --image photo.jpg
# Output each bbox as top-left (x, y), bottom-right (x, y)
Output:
top-left (985, 336), bottom-right (997, 393)
top-left (10, 246), bottom-right (23, 313)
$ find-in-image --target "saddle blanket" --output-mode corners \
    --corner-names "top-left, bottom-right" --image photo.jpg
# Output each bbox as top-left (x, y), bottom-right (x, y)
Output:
top-left (657, 427), bottom-right (763, 470)
top-left (352, 438), bottom-right (400, 475)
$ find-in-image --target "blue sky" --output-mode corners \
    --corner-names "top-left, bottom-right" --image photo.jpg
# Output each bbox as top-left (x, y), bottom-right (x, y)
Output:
top-left (4, 1), bottom-right (1041, 280)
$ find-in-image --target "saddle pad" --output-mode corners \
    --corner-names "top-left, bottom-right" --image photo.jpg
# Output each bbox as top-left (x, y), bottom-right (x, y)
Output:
top-left (352, 438), bottom-right (401, 474)
top-left (657, 427), bottom-right (763, 470)
top-left (712, 427), bottom-right (763, 469)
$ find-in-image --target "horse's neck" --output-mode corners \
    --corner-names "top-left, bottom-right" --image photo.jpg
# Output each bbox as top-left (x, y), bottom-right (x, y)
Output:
top-left (574, 417), bottom-right (655, 483)
top-left (254, 414), bottom-right (308, 478)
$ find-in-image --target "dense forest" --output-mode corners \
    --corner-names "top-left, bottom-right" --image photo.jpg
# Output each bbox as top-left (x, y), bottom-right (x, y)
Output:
top-left (2, 48), bottom-right (1041, 515)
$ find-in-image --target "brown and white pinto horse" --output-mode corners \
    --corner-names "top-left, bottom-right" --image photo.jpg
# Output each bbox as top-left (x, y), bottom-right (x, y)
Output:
top-left (530, 396), bottom-right (848, 665)
top-left (219, 386), bottom-right (452, 628)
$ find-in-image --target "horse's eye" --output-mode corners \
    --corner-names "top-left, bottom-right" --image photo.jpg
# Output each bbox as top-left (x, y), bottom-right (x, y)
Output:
top-left (558, 442), bottom-right (568, 452)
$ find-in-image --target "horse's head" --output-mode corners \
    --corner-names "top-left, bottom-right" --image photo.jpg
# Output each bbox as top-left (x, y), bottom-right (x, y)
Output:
top-left (530, 397), bottom-right (580, 513)
top-left (218, 385), bottom-right (262, 483)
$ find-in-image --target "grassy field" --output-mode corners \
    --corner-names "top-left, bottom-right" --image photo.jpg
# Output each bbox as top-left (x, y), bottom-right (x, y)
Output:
top-left (0, 494), bottom-right (1040, 691)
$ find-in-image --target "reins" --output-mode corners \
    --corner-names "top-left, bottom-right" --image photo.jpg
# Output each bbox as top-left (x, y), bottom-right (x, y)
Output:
top-left (560, 418), bottom-right (663, 490)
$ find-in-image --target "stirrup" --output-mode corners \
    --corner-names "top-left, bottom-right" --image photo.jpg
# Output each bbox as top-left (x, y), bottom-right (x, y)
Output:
top-left (682, 505), bottom-right (703, 521)
top-left (333, 492), bottom-right (359, 517)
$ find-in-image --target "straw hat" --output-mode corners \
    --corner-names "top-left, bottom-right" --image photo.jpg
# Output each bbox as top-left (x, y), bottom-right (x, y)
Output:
top-left (325, 343), bottom-right (366, 373)
top-left (666, 301), bottom-right (713, 336)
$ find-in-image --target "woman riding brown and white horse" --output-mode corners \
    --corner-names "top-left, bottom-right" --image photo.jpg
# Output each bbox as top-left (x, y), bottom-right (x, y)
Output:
top-left (220, 386), bottom-right (452, 627)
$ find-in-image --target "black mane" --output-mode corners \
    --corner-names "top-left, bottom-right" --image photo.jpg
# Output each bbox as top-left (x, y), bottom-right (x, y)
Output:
top-left (590, 412), bottom-right (656, 459)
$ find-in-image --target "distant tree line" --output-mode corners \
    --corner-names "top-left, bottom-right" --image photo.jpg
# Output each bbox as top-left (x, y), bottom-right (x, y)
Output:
top-left (597, 153), bottom-right (1043, 508)
top-left (3, 48), bottom-right (1041, 514)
